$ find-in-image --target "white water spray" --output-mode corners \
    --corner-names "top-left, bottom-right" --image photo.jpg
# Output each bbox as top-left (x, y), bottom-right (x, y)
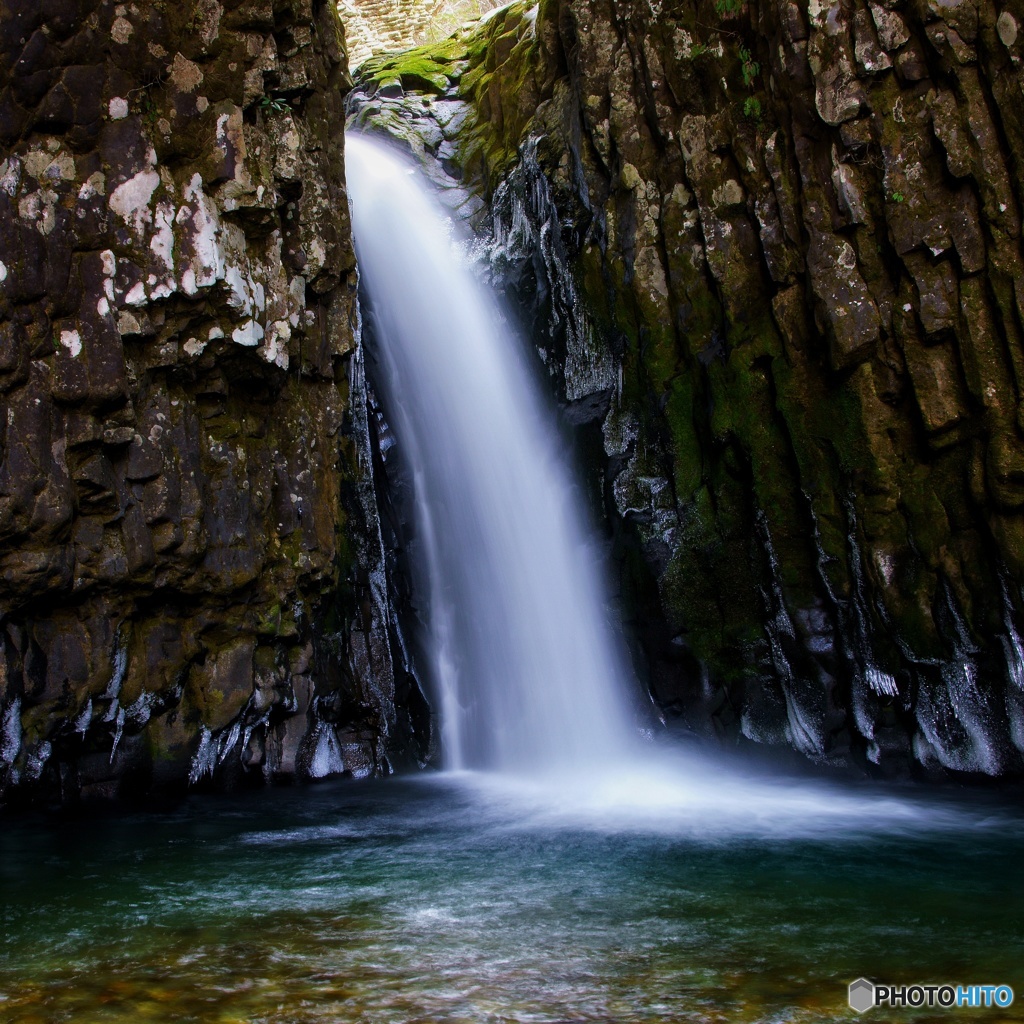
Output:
top-left (346, 133), bottom-right (632, 775)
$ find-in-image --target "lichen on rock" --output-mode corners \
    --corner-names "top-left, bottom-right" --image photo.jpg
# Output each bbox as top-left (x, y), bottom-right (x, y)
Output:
top-left (0, 0), bottom-right (429, 808)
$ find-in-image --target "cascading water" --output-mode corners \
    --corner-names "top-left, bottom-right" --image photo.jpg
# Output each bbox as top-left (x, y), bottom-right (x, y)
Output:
top-left (345, 133), bottom-right (632, 775)
top-left (344, 130), bottom-right (1013, 842)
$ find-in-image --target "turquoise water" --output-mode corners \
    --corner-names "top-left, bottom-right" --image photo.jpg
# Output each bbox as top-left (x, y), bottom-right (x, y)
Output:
top-left (1, 772), bottom-right (1022, 1023)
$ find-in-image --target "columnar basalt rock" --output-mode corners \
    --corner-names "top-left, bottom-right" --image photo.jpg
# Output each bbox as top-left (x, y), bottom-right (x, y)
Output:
top-left (0, 0), bottom-right (428, 808)
top-left (352, 0), bottom-right (1024, 779)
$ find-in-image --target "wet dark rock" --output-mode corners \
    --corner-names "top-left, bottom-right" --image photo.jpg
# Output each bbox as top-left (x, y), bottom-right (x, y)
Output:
top-left (348, 0), bottom-right (1024, 781)
top-left (0, 0), bottom-right (430, 809)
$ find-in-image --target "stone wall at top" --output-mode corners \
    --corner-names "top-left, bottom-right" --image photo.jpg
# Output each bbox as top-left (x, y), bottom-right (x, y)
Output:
top-left (338, 0), bottom-right (506, 68)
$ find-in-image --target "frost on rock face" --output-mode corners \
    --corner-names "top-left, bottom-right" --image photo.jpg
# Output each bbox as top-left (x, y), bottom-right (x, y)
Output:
top-left (1, 697), bottom-right (21, 766)
top-left (489, 138), bottom-right (616, 405)
top-left (914, 660), bottom-right (1005, 775)
top-left (188, 719), bottom-right (246, 785)
top-left (103, 635), bottom-right (129, 717)
top-left (340, 741), bottom-right (375, 779)
top-left (189, 726), bottom-right (218, 784)
top-left (23, 740), bottom-right (51, 782)
top-left (865, 665), bottom-right (899, 697)
top-left (1004, 597), bottom-right (1024, 755)
top-left (74, 699), bottom-right (93, 736)
top-left (308, 722), bottom-right (346, 778)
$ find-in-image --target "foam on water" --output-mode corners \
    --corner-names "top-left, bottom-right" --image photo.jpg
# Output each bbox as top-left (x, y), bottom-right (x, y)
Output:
top-left (447, 758), bottom-right (1019, 840)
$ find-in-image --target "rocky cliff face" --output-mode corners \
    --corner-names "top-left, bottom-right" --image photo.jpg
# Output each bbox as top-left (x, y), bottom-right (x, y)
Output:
top-left (8, 0), bottom-right (1023, 805)
top-left (351, 0), bottom-right (1024, 779)
top-left (0, 0), bottom-right (429, 809)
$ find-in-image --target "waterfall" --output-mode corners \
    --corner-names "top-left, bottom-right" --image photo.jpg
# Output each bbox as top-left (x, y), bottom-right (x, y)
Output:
top-left (345, 133), bottom-right (633, 775)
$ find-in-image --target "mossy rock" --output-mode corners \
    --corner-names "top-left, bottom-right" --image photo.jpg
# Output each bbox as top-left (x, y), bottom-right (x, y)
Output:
top-left (359, 33), bottom-right (480, 96)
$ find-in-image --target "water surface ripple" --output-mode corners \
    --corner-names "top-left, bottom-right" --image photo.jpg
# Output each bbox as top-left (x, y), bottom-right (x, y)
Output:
top-left (2, 775), bottom-right (1022, 1023)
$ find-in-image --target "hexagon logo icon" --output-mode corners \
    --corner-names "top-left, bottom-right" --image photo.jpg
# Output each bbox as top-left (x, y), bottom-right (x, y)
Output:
top-left (849, 978), bottom-right (875, 1014)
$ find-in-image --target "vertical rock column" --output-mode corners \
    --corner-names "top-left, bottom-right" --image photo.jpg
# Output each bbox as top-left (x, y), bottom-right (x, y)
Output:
top-left (0, 0), bottom-right (407, 805)
top-left (364, 0), bottom-right (1024, 779)
top-left (533, 0), bottom-right (1024, 777)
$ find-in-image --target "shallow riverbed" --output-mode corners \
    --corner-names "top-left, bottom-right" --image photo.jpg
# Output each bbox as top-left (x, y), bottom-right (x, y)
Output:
top-left (2, 766), bottom-right (1022, 1023)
